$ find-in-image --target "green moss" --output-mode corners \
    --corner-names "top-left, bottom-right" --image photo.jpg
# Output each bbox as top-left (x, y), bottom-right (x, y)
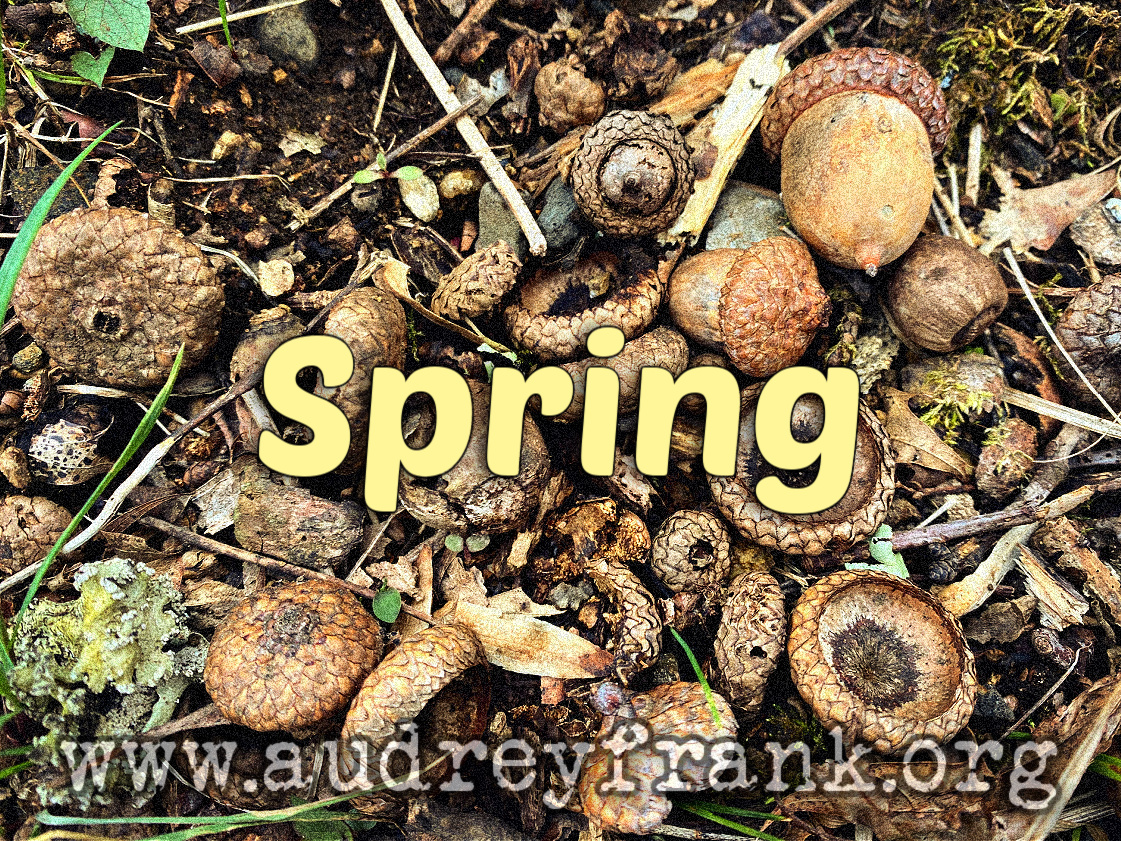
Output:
top-left (915, 365), bottom-right (996, 445)
top-left (889, 0), bottom-right (1121, 165)
top-left (9, 557), bottom-right (207, 808)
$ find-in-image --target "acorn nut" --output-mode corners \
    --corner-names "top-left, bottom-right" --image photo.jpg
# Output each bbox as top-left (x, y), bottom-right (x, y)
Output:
top-left (13, 206), bottom-right (224, 386)
top-left (882, 234), bottom-right (1008, 353)
top-left (787, 569), bottom-right (978, 754)
top-left (759, 48), bottom-right (949, 274)
top-left (570, 110), bottom-right (694, 237)
top-left (714, 571), bottom-right (785, 716)
top-left (204, 579), bottom-right (384, 734)
top-left (667, 240), bottom-right (830, 377)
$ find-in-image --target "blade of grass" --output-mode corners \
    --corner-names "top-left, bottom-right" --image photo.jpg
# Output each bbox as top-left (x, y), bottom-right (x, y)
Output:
top-left (1089, 754), bottom-right (1121, 782)
top-left (13, 344), bottom-right (185, 629)
top-left (669, 627), bottom-right (720, 727)
top-left (0, 760), bottom-right (32, 781)
top-left (217, 0), bottom-right (233, 47)
top-left (687, 802), bottom-right (787, 822)
top-left (677, 802), bottom-right (786, 841)
top-left (0, 121), bottom-right (120, 327)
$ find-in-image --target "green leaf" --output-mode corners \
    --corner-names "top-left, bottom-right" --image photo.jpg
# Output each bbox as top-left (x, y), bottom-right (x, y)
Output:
top-left (1090, 754), bottom-right (1121, 782)
top-left (66, 0), bottom-right (150, 51)
top-left (669, 628), bottom-right (720, 727)
top-left (375, 151), bottom-right (387, 170)
top-left (0, 122), bottom-right (119, 333)
top-left (465, 534), bottom-right (490, 553)
top-left (71, 45), bottom-right (116, 87)
top-left (847, 525), bottom-right (909, 579)
top-left (444, 534), bottom-right (464, 553)
top-left (371, 587), bottom-right (402, 623)
top-left (393, 166), bottom-right (423, 181)
top-left (353, 167), bottom-right (382, 184)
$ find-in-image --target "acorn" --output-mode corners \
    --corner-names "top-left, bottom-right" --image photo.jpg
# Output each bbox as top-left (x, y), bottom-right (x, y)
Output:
top-left (666, 239), bottom-right (830, 377)
top-left (882, 234), bottom-right (1008, 353)
top-left (759, 48), bottom-right (949, 275)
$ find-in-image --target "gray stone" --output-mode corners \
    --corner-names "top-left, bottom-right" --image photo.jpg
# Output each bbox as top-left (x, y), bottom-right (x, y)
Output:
top-left (477, 182), bottom-right (528, 260)
top-left (398, 172), bottom-right (441, 223)
top-left (705, 181), bottom-right (790, 250)
top-left (538, 176), bottom-right (581, 253)
top-left (256, 6), bottom-right (318, 72)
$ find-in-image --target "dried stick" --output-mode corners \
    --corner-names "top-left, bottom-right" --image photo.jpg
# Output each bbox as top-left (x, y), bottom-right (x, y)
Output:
top-left (433, 0), bottom-right (497, 66)
top-left (777, 0), bottom-right (862, 56)
top-left (287, 93), bottom-right (482, 231)
top-left (139, 516), bottom-right (435, 624)
top-left (378, 0), bottom-right (547, 256)
top-left (175, 0), bottom-right (309, 34)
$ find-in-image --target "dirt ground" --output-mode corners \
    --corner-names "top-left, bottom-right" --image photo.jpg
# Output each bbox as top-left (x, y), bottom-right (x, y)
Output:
top-left (1, 0), bottom-right (1121, 839)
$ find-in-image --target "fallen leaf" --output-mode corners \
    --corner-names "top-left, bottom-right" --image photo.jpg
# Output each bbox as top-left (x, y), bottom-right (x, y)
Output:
top-left (881, 388), bottom-right (974, 482)
top-left (278, 130), bottom-right (326, 157)
top-left (980, 164), bottom-right (1119, 254)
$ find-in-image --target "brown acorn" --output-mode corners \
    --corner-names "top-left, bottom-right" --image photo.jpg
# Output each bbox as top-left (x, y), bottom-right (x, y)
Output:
top-left (759, 48), bottom-right (948, 274)
top-left (667, 239), bottom-right (830, 377)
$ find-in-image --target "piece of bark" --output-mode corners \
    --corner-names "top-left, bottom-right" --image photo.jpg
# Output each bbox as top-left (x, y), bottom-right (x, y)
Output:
top-left (1016, 544), bottom-right (1089, 630)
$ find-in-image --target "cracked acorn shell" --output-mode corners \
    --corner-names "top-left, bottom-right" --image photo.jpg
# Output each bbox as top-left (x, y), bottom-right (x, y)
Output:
top-left (788, 569), bottom-right (978, 755)
top-left (203, 579), bottom-right (384, 734)
top-left (13, 206), bottom-right (224, 387)
top-left (710, 389), bottom-right (895, 555)
top-left (570, 109), bottom-right (694, 236)
top-left (667, 239), bottom-right (830, 377)
top-left (714, 571), bottom-right (785, 716)
top-left (759, 48), bottom-right (947, 274)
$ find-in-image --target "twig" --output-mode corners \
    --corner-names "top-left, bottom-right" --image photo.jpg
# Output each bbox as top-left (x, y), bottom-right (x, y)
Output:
top-left (777, 0), bottom-right (862, 56)
top-left (175, 0), bottom-right (310, 34)
top-left (933, 178), bottom-right (973, 243)
top-left (286, 93), bottom-right (482, 232)
top-left (965, 122), bottom-right (983, 206)
top-left (1000, 647), bottom-right (1082, 740)
top-left (378, 0), bottom-right (547, 257)
top-left (138, 516), bottom-right (435, 624)
top-left (373, 41), bottom-right (397, 134)
top-left (433, 0), bottom-right (498, 66)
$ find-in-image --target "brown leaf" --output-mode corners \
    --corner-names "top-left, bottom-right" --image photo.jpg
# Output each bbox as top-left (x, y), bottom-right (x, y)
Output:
top-left (881, 388), bottom-right (974, 482)
top-left (189, 38), bottom-right (242, 88)
top-left (980, 164), bottom-right (1119, 254)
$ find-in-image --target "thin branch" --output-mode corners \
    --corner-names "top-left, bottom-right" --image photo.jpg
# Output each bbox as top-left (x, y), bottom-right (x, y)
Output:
top-left (378, 0), bottom-right (547, 256)
top-left (777, 0), bottom-right (862, 57)
top-left (433, 0), bottom-right (498, 66)
top-left (176, 0), bottom-right (310, 34)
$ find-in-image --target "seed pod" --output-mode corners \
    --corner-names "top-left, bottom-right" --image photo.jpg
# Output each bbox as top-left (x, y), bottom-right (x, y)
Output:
top-left (1053, 274), bottom-right (1121, 409)
top-left (713, 572), bottom-right (785, 715)
top-left (787, 569), bottom-right (977, 754)
top-left (13, 207), bottom-right (224, 386)
top-left (711, 390), bottom-right (895, 555)
top-left (667, 239), bottom-right (830, 377)
top-left (649, 510), bottom-right (731, 594)
top-left (759, 48), bottom-right (948, 273)
top-left (570, 110), bottom-right (694, 237)
top-left (0, 495), bottom-right (74, 575)
top-left (430, 241), bottom-right (521, 321)
top-left (341, 623), bottom-right (484, 769)
top-left (579, 681), bottom-right (737, 834)
top-left (318, 286), bottom-right (408, 472)
top-left (203, 579), bottom-right (384, 734)
top-left (535, 58), bottom-right (606, 134)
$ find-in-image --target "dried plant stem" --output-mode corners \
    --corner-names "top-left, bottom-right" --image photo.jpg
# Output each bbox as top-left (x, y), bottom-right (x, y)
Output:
top-left (138, 516), bottom-right (435, 624)
top-left (287, 93), bottom-right (482, 232)
top-left (777, 0), bottom-right (861, 56)
top-left (433, 0), bottom-right (497, 66)
top-left (378, 0), bottom-right (547, 256)
top-left (373, 41), bottom-right (397, 134)
top-left (175, 0), bottom-right (309, 34)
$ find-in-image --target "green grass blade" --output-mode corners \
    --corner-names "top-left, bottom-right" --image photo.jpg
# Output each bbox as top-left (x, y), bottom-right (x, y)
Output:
top-left (0, 121), bottom-right (120, 328)
top-left (687, 802), bottom-right (787, 822)
top-left (217, 0), bottom-right (232, 48)
top-left (0, 744), bottom-right (32, 757)
top-left (1089, 754), bottom-right (1121, 782)
top-left (669, 627), bottom-right (720, 727)
top-left (13, 344), bottom-right (186, 629)
top-left (677, 803), bottom-right (785, 841)
top-left (0, 761), bottom-right (32, 781)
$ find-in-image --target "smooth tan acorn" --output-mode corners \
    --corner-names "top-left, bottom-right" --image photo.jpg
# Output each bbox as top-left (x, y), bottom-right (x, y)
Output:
top-left (759, 48), bottom-right (948, 275)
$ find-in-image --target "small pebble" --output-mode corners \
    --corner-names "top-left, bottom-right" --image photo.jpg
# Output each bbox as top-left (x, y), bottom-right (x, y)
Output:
top-left (398, 172), bottom-right (441, 223)
top-left (477, 182), bottom-right (529, 260)
top-left (256, 5), bottom-right (319, 72)
top-left (704, 181), bottom-right (790, 250)
top-left (438, 169), bottom-right (485, 201)
top-left (538, 176), bottom-right (581, 252)
top-left (258, 259), bottom-right (296, 297)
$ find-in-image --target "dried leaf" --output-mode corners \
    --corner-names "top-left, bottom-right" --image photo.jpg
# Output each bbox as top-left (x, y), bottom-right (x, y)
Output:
top-left (882, 388), bottom-right (974, 482)
top-left (278, 130), bottom-right (326, 157)
top-left (980, 165), bottom-right (1119, 254)
top-left (191, 466), bottom-right (238, 535)
top-left (452, 599), bottom-right (613, 679)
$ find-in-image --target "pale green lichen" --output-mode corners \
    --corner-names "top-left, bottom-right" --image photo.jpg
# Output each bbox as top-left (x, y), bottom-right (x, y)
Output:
top-left (10, 557), bottom-right (206, 808)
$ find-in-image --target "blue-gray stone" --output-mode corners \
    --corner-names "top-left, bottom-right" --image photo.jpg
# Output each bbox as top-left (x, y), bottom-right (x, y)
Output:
top-left (538, 177), bottom-right (580, 253)
top-left (477, 182), bottom-right (528, 260)
top-left (705, 181), bottom-right (790, 251)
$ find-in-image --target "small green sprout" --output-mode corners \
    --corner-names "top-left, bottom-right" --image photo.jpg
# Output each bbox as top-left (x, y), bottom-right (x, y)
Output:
top-left (846, 524), bottom-right (909, 579)
top-left (353, 152), bottom-right (422, 184)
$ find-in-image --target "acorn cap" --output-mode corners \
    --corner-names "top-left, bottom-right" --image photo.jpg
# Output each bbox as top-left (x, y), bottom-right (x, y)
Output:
top-left (787, 569), bottom-right (978, 754)
top-left (13, 207), bottom-right (223, 387)
top-left (714, 571), bottom-right (786, 715)
top-left (759, 47), bottom-right (949, 159)
top-left (718, 237), bottom-right (830, 377)
top-left (203, 579), bottom-right (383, 733)
top-left (710, 392), bottom-right (895, 555)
